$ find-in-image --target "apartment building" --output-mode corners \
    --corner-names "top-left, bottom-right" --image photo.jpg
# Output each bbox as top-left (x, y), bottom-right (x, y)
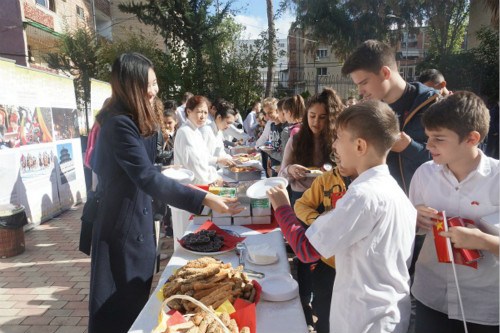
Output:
top-left (0, 0), bottom-right (111, 71)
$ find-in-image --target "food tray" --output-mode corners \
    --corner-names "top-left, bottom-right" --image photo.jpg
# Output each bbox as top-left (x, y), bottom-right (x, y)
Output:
top-left (229, 146), bottom-right (255, 156)
top-left (223, 168), bottom-right (262, 181)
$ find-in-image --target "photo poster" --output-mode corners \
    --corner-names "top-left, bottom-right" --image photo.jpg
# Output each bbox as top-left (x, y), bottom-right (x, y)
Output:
top-left (0, 105), bottom-right (55, 147)
top-left (56, 139), bottom-right (86, 210)
top-left (89, 78), bottom-right (111, 129)
top-left (17, 143), bottom-right (61, 224)
top-left (0, 57), bottom-right (86, 226)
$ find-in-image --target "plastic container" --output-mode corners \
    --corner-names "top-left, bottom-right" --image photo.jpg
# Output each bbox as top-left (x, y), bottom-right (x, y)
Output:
top-left (0, 204), bottom-right (27, 258)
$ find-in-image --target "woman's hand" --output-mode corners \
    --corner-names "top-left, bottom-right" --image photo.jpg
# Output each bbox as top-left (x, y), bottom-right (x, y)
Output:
top-left (415, 205), bottom-right (440, 231)
top-left (217, 157), bottom-right (236, 167)
top-left (288, 164), bottom-right (308, 180)
top-left (266, 184), bottom-right (290, 210)
top-left (202, 192), bottom-right (245, 215)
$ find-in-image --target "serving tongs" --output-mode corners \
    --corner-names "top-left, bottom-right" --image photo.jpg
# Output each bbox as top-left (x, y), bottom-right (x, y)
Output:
top-left (235, 242), bottom-right (265, 279)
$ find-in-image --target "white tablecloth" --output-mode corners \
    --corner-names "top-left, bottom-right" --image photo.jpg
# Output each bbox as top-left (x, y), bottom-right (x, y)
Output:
top-left (129, 223), bottom-right (308, 333)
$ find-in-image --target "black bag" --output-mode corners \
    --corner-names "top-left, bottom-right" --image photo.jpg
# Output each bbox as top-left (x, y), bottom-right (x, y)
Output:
top-left (79, 190), bottom-right (100, 255)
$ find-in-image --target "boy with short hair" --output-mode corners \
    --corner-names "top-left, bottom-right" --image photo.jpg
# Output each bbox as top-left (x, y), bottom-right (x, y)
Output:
top-left (294, 160), bottom-right (357, 333)
top-left (267, 100), bottom-right (416, 333)
top-left (409, 91), bottom-right (499, 333)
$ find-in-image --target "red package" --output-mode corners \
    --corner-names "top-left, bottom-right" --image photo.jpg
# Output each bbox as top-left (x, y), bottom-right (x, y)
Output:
top-left (433, 212), bottom-right (482, 269)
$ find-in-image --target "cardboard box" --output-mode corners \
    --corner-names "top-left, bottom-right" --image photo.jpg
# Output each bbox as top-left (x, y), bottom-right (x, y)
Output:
top-left (213, 203), bottom-right (250, 218)
top-left (199, 206), bottom-right (211, 216)
top-left (233, 216), bottom-right (252, 226)
top-left (211, 217), bottom-right (232, 226)
top-left (252, 215), bottom-right (271, 224)
top-left (251, 199), bottom-right (272, 216)
top-left (191, 215), bottom-right (212, 225)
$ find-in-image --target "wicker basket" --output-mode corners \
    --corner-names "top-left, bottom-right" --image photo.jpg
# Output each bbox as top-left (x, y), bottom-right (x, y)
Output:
top-left (154, 294), bottom-right (231, 333)
top-left (0, 227), bottom-right (25, 258)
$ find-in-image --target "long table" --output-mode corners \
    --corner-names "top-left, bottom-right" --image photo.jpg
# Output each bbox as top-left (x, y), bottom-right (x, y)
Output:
top-left (129, 223), bottom-right (308, 333)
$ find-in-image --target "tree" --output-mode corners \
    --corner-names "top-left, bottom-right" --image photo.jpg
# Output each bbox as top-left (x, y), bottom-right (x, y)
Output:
top-left (265, 0), bottom-right (276, 97)
top-left (416, 1), bottom-right (469, 58)
top-left (119, 0), bottom-right (233, 94)
top-left (45, 28), bottom-right (107, 133)
top-left (288, 0), bottom-right (470, 61)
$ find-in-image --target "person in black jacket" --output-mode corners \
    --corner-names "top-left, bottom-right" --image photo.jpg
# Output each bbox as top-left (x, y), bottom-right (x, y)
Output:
top-left (88, 53), bottom-right (242, 333)
top-left (342, 40), bottom-right (439, 195)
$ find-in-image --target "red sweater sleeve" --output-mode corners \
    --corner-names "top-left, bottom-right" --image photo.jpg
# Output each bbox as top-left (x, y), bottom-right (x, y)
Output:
top-left (275, 205), bottom-right (321, 263)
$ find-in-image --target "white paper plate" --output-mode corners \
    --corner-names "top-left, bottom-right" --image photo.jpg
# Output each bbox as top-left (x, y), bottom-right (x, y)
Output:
top-left (258, 145), bottom-right (273, 151)
top-left (246, 177), bottom-right (288, 199)
top-left (260, 275), bottom-right (299, 302)
top-left (161, 168), bottom-right (194, 184)
top-left (305, 171), bottom-right (323, 178)
top-left (246, 244), bottom-right (278, 265)
top-left (246, 253), bottom-right (278, 265)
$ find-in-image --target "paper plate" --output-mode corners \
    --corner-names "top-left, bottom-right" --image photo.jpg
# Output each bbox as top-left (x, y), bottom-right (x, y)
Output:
top-left (260, 275), bottom-right (299, 302)
top-left (246, 253), bottom-right (278, 266)
top-left (305, 171), bottom-right (323, 178)
top-left (246, 177), bottom-right (288, 199)
top-left (246, 244), bottom-right (278, 265)
top-left (161, 168), bottom-right (194, 184)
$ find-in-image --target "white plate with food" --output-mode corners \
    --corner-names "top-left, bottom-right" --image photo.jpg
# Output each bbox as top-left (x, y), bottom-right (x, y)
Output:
top-left (258, 145), bottom-right (274, 152)
top-left (246, 177), bottom-right (288, 199)
top-left (161, 167), bottom-right (194, 184)
top-left (260, 275), bottom-right (299, 302)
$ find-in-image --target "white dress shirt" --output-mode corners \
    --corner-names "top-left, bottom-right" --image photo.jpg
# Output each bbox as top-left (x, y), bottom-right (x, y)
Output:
top-left (409, 151), bottom-right (499, 325)
top-left (254, 120), bottom-right (272, 148)
top-left (243, 111), bottom-right (258, 138)
top-left (175, 105), bottom-right (187, 127)
top-left (173, 119), bottom-right (219, 185)
top-left (306, 165), bottom-right (416, 333)
top-left (200, 121), bottom-right (231, 166)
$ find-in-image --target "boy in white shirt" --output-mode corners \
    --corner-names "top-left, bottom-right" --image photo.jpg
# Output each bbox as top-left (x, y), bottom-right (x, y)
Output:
top-left (409, 91), bottom-right (499, 333)
top-left (267, 100), bottom-right (416, 333)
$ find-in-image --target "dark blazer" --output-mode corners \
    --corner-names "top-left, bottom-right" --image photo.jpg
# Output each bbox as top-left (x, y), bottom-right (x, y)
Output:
top-left (387, 82), bottom-right (439, 194)
top-left (89, 113), bottom-right (205, 333)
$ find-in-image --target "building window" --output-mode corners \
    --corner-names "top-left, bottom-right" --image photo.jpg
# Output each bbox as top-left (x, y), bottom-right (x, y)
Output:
top-left (279, 43), bottom-right (285, 48)
top-left (317, 67), bottom-right (327, 76)
top-left (76, 5), bottom-right (85, 19)
top-left (316, 49), bottom-right (328, 59)
top-left (36, 0), bottom-right (55, 11)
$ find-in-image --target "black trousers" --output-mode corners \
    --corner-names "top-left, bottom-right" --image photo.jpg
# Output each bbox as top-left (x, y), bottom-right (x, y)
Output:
top-left (312, 260), bottom-right (336, 333)
top-left (415, 300), bottom-right (499, 333)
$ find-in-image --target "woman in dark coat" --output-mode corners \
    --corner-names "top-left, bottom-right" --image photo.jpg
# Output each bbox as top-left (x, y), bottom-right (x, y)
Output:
top-left (88, 53), bottom-right (241, 333)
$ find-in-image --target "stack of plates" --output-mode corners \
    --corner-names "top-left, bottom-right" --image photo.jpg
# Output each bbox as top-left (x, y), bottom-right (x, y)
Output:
top-left (260, 275), bottom-right (299, 302)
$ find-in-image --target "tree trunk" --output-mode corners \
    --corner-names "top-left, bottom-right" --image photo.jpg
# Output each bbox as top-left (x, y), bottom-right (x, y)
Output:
top-left (265, 0), bottom-right (275, 97)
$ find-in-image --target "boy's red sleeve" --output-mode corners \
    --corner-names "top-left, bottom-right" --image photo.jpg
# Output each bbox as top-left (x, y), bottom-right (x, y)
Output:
top-left (275, 205), bottom-right (321, 263)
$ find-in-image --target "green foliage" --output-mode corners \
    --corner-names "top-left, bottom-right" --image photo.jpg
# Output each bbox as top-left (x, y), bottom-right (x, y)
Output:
top-left (118, 0), bottom-right (266, 111)
top-left (417, 27), bottom-right (499, 102)
top-left (419, 0), bottom-right (469, 57)
top-left (119, 0), bottom-right (232, 94)
top-left (45, 27), bottom-right (108, 132)
top-left (290, 0), bottom-right (470, 62)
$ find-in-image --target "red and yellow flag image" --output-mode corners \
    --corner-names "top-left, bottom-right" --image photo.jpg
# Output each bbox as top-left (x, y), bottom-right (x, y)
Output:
top-left (433, 212), bottom-right (482, 269)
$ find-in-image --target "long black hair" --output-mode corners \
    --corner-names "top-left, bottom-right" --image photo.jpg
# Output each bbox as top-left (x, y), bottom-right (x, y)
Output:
top-left (96, 53), bottom-right (159, 136)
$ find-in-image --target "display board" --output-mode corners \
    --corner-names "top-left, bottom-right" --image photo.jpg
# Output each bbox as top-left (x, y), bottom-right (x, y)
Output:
top-left (0, 57), bottom-right (86, 226)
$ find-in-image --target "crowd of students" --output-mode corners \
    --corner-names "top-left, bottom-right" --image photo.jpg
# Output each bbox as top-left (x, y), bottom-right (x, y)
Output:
top-left (85, 38), bottom-right (499, 333)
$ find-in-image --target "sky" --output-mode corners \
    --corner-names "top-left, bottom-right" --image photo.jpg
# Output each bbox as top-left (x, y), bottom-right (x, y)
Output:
top-left (230, 0), bottom-right (296, 40)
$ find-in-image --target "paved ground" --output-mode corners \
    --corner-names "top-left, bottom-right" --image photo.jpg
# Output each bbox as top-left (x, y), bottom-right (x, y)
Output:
top-left (0, 204), bottom-right (174, 333)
